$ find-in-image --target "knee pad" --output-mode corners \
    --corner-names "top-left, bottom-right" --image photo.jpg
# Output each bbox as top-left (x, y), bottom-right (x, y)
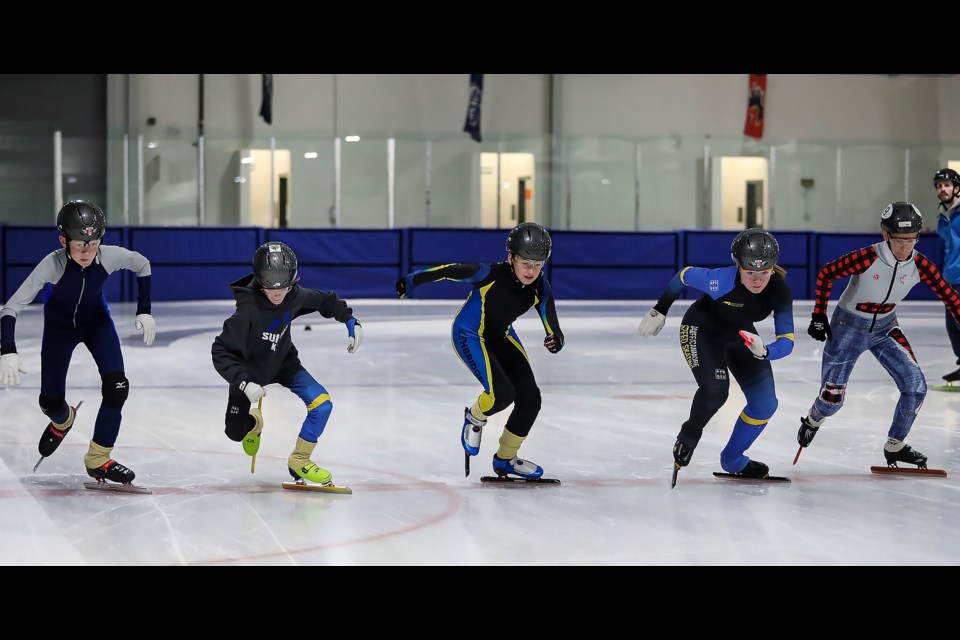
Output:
top-left (101, 372), bottom-right (129, 408)
top-left (225, 412), bottom-right (249, 441)
top-left (224, 395), bottom-right (254, 441)
top-left (38, 393), bottom-right (65, 417)
top-left (819, 382), bottom-right (845, 406)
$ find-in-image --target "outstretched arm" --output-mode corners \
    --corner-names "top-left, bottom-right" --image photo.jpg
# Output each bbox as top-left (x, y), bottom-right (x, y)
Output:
top-left (638, 267), bottom-right (702, 337)
top-left (397, 263), bottom-right (489, 298)
top-left (811, 247), bottom-right (877, 315)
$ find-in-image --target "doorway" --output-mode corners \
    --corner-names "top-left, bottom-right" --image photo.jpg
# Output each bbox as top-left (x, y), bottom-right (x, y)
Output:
top-left (745, 180), bottom-right (764, 228)
top-left (238, 148), bottom-right (291, 227)
top-left (710, 156), bottom-right (769, 230)
top-left (480, 152), bottom-right (535, 228)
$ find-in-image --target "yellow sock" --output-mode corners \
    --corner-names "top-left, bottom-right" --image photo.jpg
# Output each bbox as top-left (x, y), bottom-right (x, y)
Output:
top-left (248, 407), bottom-right (264, 435)
top-left (53, 406), bottom-right (76, 430)
top-left (84, 441), bottom-right (113, 470)
top-left (287, 436), bottom-right (317, 469)
top-left (473, 394), bottom-right (494, 420)
top-left (496, 429), bottom-right (525, 460)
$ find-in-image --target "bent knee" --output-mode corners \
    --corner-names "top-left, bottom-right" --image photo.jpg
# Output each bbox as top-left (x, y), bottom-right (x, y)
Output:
top-left (307, 393), bottom-right (333, 418)
top-left (38, 393), bottom-right (65, 416)
top-left (819, 382), bottom-right (845, 407)
top-left (701, 389), bottom-right (729, 413)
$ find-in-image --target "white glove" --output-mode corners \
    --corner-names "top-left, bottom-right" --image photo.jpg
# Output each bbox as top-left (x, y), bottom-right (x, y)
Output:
top-left (241, 381), bottom-right (266, 404)
top-left (0, 353), bottom-right (27, 386)
top-left (739, 330), bottom-right (768, 359)
top-left (347, 320), bottom-right (363, 354)
top-left (638, 308), bottom-right (666, 337)
top-left (135, 313), bottom-right (157, 346)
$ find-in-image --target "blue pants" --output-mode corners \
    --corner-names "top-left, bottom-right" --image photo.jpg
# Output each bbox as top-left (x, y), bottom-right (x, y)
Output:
top-left (40, 314), bottom-right (125, 448)
top-left (811, 308), bottom-right (926, 441)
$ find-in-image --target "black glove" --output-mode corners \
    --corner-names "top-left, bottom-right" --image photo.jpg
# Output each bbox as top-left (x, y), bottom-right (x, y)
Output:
top-left (543, 333), bottom-right (564, 353)
top-left (396, 278), bottom-right (408, 299)
top-left (797, 416), bottom-right (820, 448)
top-left (807, 312), bottom-right (832, 342)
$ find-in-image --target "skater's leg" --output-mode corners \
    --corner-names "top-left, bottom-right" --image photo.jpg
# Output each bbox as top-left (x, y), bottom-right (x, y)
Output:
top-left (722, 353), bottom-right (776, 473)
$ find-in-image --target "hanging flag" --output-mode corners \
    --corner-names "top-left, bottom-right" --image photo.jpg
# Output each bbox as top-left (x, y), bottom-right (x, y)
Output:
top-left (743, 74), bottom-right (766, 140)
top-left (259, 74), bottom-right (274, 125)
top-left (463, 74), bottom-right (484, 143)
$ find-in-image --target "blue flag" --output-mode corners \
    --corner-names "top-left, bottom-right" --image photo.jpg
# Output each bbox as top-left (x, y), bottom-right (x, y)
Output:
top-left (259, 74), bottom-right (273, 125)
top-left (463, 74), bottom-right (483, 142)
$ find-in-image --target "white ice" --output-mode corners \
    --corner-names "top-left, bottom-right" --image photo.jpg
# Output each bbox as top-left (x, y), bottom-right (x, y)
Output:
top-left (0, 298), bottom-right (958, 566)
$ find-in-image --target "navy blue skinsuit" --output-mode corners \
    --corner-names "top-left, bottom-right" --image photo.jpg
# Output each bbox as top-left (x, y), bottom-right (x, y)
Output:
top-left (0, 245), bottom-right (152, 448)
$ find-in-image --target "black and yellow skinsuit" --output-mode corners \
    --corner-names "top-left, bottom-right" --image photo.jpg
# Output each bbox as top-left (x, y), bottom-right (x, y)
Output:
top-left (400, 261), bottom-right (562, 443)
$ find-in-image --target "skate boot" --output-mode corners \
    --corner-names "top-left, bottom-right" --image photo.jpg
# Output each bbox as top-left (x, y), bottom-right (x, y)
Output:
top-left (733, 460), bottom-right (770, 478)
top-left (883, 440), bottom-right (928, 469)
top-left (492, 454), bottom-right (543, 479)
top-left (287, 463), bottom-right (332, 485)
top-left (86, 459), bottom-right (136, 484)
top-left (84, 441), bottom-right (136, 484)
top-left (242, 406), bottom-right (264, 456)
top-left (942, 367), bottom-right (960, 383)
top-left (461, 407), bottom-right (486, 456)
top-left (673, 439), bottom-right (695, 467)
top-left (797, 416), bottom-right (821, 448)
top-left (38, 405), bottom-right (77, 457)
top-left (287, 436), bottom-right (332, 485)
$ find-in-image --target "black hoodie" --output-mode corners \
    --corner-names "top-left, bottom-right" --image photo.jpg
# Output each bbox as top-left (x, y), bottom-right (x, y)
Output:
top-left (211, 274), bottom-right (355, 386)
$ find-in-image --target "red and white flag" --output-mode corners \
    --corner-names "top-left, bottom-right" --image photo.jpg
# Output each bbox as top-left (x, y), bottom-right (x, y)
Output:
top-left (743, 74), bottom-right (766, 140)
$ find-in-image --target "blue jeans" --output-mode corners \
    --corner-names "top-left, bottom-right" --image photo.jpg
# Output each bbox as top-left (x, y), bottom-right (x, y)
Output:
top-left (811, 308), bottom-right (926, 441)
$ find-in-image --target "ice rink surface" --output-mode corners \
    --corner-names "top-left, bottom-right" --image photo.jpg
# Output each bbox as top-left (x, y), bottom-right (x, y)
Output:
top-left (1, 298), bottom-right (957, 566)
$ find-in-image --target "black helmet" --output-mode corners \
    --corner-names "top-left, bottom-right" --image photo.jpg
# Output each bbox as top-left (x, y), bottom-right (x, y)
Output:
top-left (933, 168), bottom-right (960, 188)
top-left (731, 228), bottom-right (779, 271)
top-left (880, 201), bottom-right (923, 234)
top-left (506, 222), bottom-right (552, 261)
top-left (253, 241), bottom-right (299, 289)
top-left (57, 200), bottom-right (106, 242)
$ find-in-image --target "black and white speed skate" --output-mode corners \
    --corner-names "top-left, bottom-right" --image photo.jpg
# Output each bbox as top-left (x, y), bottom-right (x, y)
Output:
top-left (84, 460), bottom-right (152, 494)
top-left (34, 401), bottom-right (82, 472)
top-left (882, 443), bottom-right (928, 469)
top-left (872, 443), bottom-right (946, 476)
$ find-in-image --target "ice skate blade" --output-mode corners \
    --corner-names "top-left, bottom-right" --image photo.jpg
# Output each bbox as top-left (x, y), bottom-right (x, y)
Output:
top-left (281, 480), bottom-right (352, 494)
top-left (713, 472), bottom-right (790, 483)
top-left (930, 384), bottom-right (960, 392)
top-left (83, 481), bottom-right (153, 494)
top-left (870, 466), bottom-right (947, 477)
top-left (480, 475), bottom-right (560, 485)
